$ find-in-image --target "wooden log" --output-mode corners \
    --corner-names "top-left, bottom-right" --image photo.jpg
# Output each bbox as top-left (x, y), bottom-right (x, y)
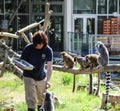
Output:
top-left (43, 3), bottom-right (53, 32)
top-left (0, 40), bottom-right (20, 58)
top-left (52, 65), bottom-right (120, 93)
top-left (43, 3), bottom-right (50, 32)
top-left (0, 62), bottom-right (3, 69)
top-left (7, 56), bottom-right (23, 79)
top-left (101, 93), bottom-right (120, 107)
top-left (52, 64), bottom-right (120, 74)
top-left (20, 32), bottom-right (30, 44)
top-left (0, 49), bottom-right (8, 77)
top-left (0, 32), bottom-right (18, 38)
top-left (17, 19), bottom-right (44, 33)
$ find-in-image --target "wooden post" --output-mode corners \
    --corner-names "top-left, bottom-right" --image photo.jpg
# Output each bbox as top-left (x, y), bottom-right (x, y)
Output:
top-left (20, 32), bottom-right (30, 44)
top-left (95, 73), bottom-right (100, 96)
top-left (89, 74), bottom-right (93, 94)
top-left (43, 3), bottom-right (53, 32)
top-left (43, 3), bottom-right (50, 32)
top-left (72, 74), bottom-right (76, 92)
top-left (0, 40), bottom-right (20, 58)
top-left (0, 49), bottom-right (8, 77)
top-left (17, 19), bottom-right (45, 44)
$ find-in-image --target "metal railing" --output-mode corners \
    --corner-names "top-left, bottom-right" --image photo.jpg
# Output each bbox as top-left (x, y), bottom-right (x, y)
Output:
top-left (67, 32), bottom-right (120, 57)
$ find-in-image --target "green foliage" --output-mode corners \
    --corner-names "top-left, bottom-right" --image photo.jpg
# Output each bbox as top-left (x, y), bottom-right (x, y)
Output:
top-left (61, 73), bottom-right (72, 85)
top-left (0, 71), bottom-right (120, 111)
top-left (0, 71), bottom-right (24, 111)
top-left (15, 102), bottom-right (27, 111)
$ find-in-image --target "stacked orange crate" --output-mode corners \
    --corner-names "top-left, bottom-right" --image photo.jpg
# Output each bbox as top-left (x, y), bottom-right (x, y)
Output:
top-left (111, 18), bottom-right (119, 34)
top-left (103, 19), bottom-right (111, 34)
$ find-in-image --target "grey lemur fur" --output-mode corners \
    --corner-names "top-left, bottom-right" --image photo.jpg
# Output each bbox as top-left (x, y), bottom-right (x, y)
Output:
top-left (96, 41), bottom-right (110, 105)
top-left (39, 91), bottom-right (54, 111)
top-left (96, 41), bottom-right (109, 67)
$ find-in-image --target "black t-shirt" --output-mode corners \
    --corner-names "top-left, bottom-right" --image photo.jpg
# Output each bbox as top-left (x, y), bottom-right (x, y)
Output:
top-left (21, 43), bottom-right (53, 81)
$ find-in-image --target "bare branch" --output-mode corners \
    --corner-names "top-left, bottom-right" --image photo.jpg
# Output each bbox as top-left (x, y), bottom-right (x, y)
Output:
top-left (52, 64), bottom-right (120, 75)
top-left (7, 56), bottom-right (23, 79)
top-left (0, 40), bottom-right (20, 58)
top-left (43, 3), bottom-right (53, 32)
top-left (0, 32), bottom-right (18, 38)
top-left (17, 19), bottom-right (45, 33)
top-left (20, 32), bottom-right (30, 44)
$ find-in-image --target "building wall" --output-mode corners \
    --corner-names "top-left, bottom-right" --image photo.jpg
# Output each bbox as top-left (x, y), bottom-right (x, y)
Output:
top-left (0, 0), bottom-right (120, 57)
top-left (66, 0), bottom-right (120, 57)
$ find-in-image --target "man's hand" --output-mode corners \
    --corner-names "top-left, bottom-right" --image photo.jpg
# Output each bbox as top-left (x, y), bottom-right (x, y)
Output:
top-left (46, 81), bottom-right (51, 89)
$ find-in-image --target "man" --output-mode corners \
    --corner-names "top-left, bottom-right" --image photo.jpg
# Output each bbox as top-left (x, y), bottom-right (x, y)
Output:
top-left (21, 31), bottom-right (53, 111)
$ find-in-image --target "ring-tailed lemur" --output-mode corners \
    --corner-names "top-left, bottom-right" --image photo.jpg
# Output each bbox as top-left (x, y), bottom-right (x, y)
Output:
top-left (40, 91), bottom-right (55, 111)
top-left (96, 41), bottom-right (110, 105)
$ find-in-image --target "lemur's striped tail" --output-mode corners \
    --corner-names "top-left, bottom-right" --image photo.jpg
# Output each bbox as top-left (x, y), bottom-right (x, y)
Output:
top-left (105, 72), bottom-right (111, 104)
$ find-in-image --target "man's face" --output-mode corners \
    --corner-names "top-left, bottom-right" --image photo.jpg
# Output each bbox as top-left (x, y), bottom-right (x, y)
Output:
top-left (35, 43), bottom-right (44, 49)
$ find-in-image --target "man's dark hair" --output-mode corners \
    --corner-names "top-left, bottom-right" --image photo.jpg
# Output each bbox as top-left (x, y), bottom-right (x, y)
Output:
top-left (32, 31), bottom-right (48, 49)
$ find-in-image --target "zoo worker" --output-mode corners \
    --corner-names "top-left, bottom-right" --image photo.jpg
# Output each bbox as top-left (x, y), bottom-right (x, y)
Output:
top-left (20, 31), bottom-right (53, 111)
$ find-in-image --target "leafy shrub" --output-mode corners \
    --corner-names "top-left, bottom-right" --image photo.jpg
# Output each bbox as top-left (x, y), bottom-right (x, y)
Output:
top-left (61, 74), bottom-right (72, 85)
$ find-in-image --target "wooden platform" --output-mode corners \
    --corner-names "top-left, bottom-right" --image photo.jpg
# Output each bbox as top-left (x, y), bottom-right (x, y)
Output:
top-left (101, 93), bottom-right (120, 107)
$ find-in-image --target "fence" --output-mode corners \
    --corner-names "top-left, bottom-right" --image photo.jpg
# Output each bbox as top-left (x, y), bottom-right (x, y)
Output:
top-left (67, 32), bottom-right (120, 58)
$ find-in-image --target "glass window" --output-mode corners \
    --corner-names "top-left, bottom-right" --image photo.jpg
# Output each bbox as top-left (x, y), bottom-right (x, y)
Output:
top-left (87, 18), bottom-right (95, 34)
top-left (41, 0), bottom-right (64, 1)
top-left (119, 1), bottom-right (120, 14)
top-left (109, 0), bottom-right (117, 14)
top-left (98, 0), bottom-right (107, 14)
top-left (0, 15), bottom-right (4, 20)
top-left (50, 5), bottom-right (62, 13)
top-left (32, 4), bottom-right (45, 13)
top-left (17, 15), bottom-right (29, 29)
top-left (74, 18), bottom-right (83, 33)
top-left (48, 16), bottom-right (64, 51)
top-left (18, 3), bottom-right (29, 13)
top-left (98, 16), bottom-right (107, 34)
top-left (73, 0), bottom-right (96, 14)
top-left (34, 15), bottom-right (44, 22)
top-left (49, 0), bottom-right (63, 1)
top-left (0, 1), bottom-right (3, 13)
top-left (109, 16), bottom-right (120, 34)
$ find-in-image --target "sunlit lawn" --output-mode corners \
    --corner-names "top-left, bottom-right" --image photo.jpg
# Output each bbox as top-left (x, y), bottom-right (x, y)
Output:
top-left (0, 71), bottom-right (120, 111)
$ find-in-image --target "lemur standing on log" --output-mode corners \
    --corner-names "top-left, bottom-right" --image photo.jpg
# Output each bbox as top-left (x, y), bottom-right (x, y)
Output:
top-left (85, 54), bottom-right (100, 96)
top-left (40, 91), bottom-right (55, 111)
top-left (96, 41), bottom-right (110, 105)
top-left (85, 54), bottom-right (99, 69)
top-left (60, 51), bottom-right (74, 69)
top-left (74, 56), bottom-right (90, 69)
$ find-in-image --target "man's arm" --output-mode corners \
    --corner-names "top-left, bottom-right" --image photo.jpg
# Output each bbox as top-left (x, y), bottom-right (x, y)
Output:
top-left (46, 61), bottom-right (53, 81)
top-left (46, 61), bottom-right (53, 88)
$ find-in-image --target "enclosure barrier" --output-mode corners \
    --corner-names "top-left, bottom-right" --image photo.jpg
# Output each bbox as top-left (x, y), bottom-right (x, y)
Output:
top-left (52, 64), bottom-right (120, 108)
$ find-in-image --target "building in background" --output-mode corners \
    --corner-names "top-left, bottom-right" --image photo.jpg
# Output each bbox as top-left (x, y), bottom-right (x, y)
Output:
top-left (0, 0), bottom-right (120, 58)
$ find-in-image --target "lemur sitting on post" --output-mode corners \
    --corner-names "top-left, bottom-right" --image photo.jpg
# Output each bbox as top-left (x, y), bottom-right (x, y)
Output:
top-left (96, 41), bottom-right (110, 106)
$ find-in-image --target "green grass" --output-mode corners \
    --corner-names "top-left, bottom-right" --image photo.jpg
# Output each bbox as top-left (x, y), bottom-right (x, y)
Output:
top-left (0, 71), bottom-right (120, 111)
